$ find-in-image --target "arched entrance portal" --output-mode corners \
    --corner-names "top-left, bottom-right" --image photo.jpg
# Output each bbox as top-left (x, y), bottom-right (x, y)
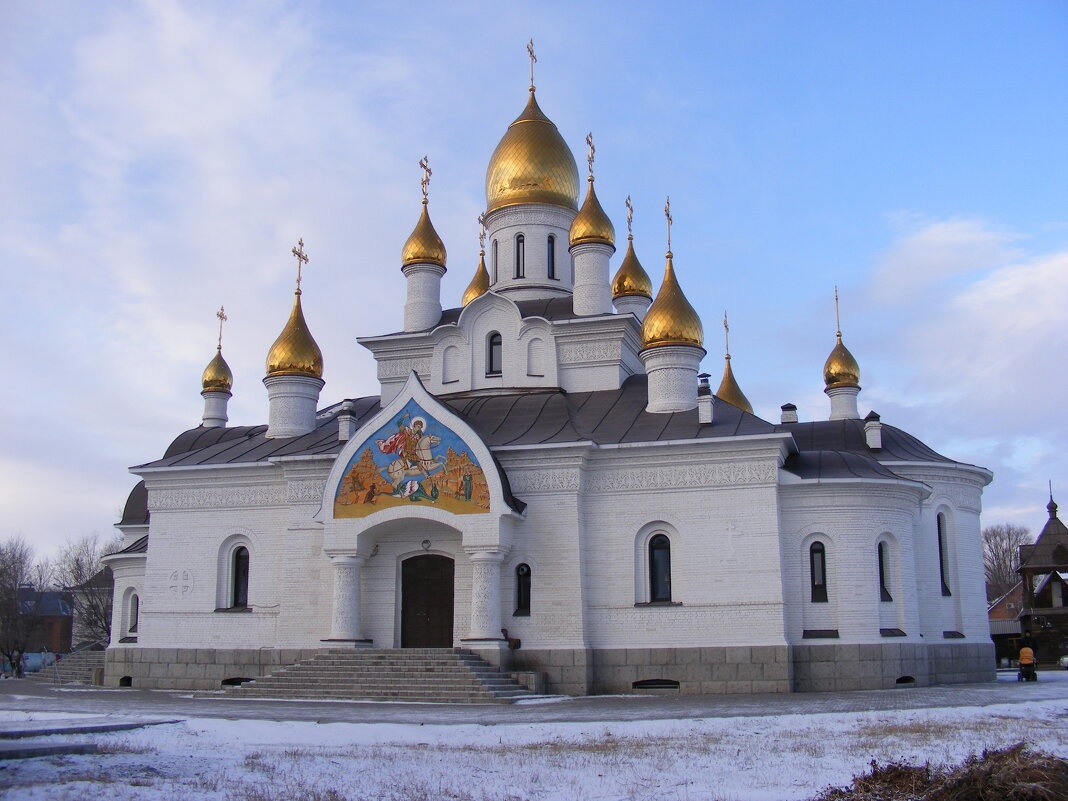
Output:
top-left (401, 555), bottom-right (454, 647)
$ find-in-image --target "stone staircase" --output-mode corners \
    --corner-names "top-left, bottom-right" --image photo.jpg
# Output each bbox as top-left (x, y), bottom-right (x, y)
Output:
top-left (24, 649), bottom-right (105, 685)
top-left (225, 648), bottom-right (536, 704)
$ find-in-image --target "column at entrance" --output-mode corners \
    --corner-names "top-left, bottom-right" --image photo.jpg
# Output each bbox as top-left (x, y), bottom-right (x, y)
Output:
top-left (326, 554), bottom-right (370, 643)
top-left (463, 548), bottom-right (506, 641)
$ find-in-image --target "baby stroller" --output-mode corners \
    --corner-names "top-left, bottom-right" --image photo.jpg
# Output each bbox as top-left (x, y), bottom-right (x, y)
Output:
top-left (1017, 646), bottom-right (1037, 681)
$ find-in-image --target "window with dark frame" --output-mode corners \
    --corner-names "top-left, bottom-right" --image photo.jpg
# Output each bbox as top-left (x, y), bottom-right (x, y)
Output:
top-left (937, 513), bottom-right (951, 596)
top-left (129, 593), bottom-right (139, 632)
top-left (547, 235), bottom-right (556, 279)
top-left (810, 542), bottom-right (828, 602)
top-left (492, 239), bottom-right (498, 284)
top-left (487, 332), bottom-right (503, 375)
top-left (232, 546), bottom-right (249, 608)
top-left (878, 541), bottom-right (893, 602)
top-left (514, 234), bottom-right (525, 278)
top-left (649, 534), bottom-right (671, 602)
top-left (514, 563), bottom-right (531, 616)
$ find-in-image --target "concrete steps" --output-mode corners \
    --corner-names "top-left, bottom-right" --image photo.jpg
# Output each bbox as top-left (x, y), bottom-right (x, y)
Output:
top-left (24, 650), bottom-right (105, 685)
top-left (226, 648), bottom-right (534, 704)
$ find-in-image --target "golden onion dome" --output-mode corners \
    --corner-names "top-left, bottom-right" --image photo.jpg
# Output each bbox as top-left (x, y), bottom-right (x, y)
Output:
top-left (641, 253), bottom-right (704, 349)
top-left (569, 177), bottom-right (615, 248)
top-left (823, 333), bottom-right (860, 388)
top-left (611, 236), bottom-right (653, 298)
top-left (401, 200), bottom-right (447, 268)
top-left (462, 250), bottom-right (490, 307)
top-left (716, 355), bottom-right (753, 414)
top-left (201, 348), bottom-right (233, 393)
top-left (265, 290), bottom-right (324, 379)
top-left (485, 88), bottom-right (580, 214)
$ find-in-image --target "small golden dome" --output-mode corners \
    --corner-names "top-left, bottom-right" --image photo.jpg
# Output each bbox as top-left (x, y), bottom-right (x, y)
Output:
top-left (716, 355), bottom-right (753, 414)
top-left (611, 236), bottom-right (652, 298)
top-left (266, 290), bottom-right (324, 379)
top-left (201, 348), bottom-right (233, 393)
top-left (569, 177), bottom-right (615, 248)
top-left (485, 89), bottom-right (580, 214)
top-left (823, 333), bottom-right (860, 388)
top-left (401, 200), bottom-right (447, 268)
top-left (462, 250), bottom-right (490, 307)
top-left (641, 253), bottom-right (704, 349)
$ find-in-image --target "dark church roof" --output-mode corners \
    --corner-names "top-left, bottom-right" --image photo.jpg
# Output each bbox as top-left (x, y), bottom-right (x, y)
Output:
top-left (1019, 499), bottom-right (1068, 572)
top-left (119, 480), bottom-right (149, 525)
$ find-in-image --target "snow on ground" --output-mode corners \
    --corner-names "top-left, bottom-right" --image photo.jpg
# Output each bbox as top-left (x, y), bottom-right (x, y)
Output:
top-left (1, 696), bottom-right (1066, 800)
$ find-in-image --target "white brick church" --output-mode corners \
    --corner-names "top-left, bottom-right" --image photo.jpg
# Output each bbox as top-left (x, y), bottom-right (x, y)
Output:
top-left (104, 69), bottom-right (995, 695)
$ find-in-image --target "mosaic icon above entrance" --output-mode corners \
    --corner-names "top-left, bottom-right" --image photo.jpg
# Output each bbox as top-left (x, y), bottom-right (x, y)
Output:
top-left (334, 399), bottom-right (489, 518)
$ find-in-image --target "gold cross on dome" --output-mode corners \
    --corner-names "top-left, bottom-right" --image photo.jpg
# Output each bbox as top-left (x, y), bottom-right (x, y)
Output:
top-left (723, 311), bottom-right (731, 357)
top-left (478, 213), bottom-right (486, 252)
top-left (527, 39), bottom-right (537, 88)
top-left (291, 238), bottom-right (309, 291)
top-left (664, 196), bottom-right (673, 251)
top-left (419, 156), bottom-right (432, 202)
top-left (586, 132), bottom-right (595, 177)
top-left (625, 195), bottom-right (633, 237)
top-left (215, 305), bottom-right (227, 350)
top-left (834, 285), bottom-right (842, 336)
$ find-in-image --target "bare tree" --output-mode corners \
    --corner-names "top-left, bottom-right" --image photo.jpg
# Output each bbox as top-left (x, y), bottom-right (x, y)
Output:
top-left (55, 534), bottom-right (120, 646)
top-left (0, 538), bottom-right (53, 677)
top-left (983, 524), bottom-right (1032, 600)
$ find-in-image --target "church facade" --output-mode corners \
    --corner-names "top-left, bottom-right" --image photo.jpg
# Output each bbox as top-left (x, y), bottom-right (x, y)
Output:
top-left (104, 74), bottom-right (995, 696)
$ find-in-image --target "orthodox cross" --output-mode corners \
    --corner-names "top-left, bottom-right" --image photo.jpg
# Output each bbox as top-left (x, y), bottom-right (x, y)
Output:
top-left (419, 156), bottom-right (432, 202)
top-left (723, 311), bottom-right (731, 357)
top-left (527, 39), bottom-right (536, 88)
top-left (834, 285), bottom-right (842, 336)
top-left (477, 213), bottom-right (486, 252)
top-left (215, 306), bottom-right (227, 351)
top-left (291, 238), bottom-right (309, 291)
top-left (625, 195), bottom-right (633, 237)
top-left (586, 132), bottom-right (595, 177)
top-left (664, 196), bottom-right (673, 252)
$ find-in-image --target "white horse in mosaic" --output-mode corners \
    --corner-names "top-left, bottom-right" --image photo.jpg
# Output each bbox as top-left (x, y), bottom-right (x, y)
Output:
top-left (384, 433), bottom-right (445, 488)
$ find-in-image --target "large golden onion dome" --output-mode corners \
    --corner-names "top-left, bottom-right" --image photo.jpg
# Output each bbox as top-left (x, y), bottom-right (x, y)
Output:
top-left (485, 88), bottom-right (580, 213)
top-left (201, 348), bottom-right (233, 393)
top-left (462, 249), bottom-right (490, 307)
top-left (641, 253), bottom-right (704, 349)
top-left (716, 355), bottom-right (753, 414)
top-left (823, 333), bottom-right (860, 388)
top-left (611, 235), bottom-right (652, 298)
top-left (265, 290), bottom-right (324, 379)
top-left (401, 200), bottom-right (447, 268)
top-left (569, 177), bottom-right (615, 247)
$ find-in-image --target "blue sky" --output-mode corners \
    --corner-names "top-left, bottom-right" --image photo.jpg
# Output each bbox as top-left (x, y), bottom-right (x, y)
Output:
top-left (2, 1), bottom-right (1067, 558)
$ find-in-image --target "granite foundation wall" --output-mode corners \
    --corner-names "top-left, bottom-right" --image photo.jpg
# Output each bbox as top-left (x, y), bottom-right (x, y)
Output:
top-left (791, 641), bottom-right (996, 692)
top-left (105, 647), bottom-right (321, 691)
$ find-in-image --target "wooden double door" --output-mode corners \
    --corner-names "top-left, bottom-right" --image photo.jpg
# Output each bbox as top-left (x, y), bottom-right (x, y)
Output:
top-left (400, 555), bottom-right (454, 648)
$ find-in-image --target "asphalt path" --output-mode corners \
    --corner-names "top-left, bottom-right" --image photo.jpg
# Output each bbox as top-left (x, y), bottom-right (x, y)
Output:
top-left (2, 670), bottom-right (1065, 727)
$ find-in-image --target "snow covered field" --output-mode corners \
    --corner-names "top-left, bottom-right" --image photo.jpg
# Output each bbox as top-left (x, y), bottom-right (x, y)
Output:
top-left (2, 681), bottom-right (1066, 801)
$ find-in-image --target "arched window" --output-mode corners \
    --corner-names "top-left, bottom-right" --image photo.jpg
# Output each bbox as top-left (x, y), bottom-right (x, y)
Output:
top-left (878, 541), bottom-right (893, 602)
top-left (128, 593), bottom-right (140, 633)
top-left (649, 534), bottom-right (671, 602)
top-left (514, 234), bottom-right (525, 278)
top-left (492, 239), bottom-right (498, 284)
top-left (232, 546), bottom-right (249, 608)
top-left (547, 235), bottom-right (556, 279)
top-left (487, 332), bottom-right (503, 376)
top-left (937, 513), bottom-right (951, 596)
top-left (810, 542), bottom-right (828, 603)
top-left (514, 563), bottom-right (531, 616)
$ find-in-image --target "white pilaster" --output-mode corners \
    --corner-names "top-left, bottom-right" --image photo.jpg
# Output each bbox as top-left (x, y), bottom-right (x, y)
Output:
top-left (201, 390), bottom-right (230, 428)
top-left (264, 374), bottom-right (325, 438)
top-left (464, 549), bottom-right (505, 640)
top-left (402, 262), bottom-right (446, 331)
top-left (328, 554), bottom-right (366, 641)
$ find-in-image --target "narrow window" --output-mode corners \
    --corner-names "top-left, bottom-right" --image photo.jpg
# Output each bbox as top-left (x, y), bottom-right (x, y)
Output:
top-left (514, 234), bottom-right (525, 278)
top-left (878, 542), bottom-right (893, 602)
top-left (937, 513), bottom-right (951, 596)
top-left (649, 534), bottom-right (671, 602)
top-left (514, 563), bottom-right (531, 616)
top-left (810, 542), bottom-right (828, 603)
top-left (129, 594), bottom-right (140, 632)
top-left (232, 546), bottom-right (249, 608)
top-left (492, 239), bottom-right (498, 284)
top-left (547, 235), bottom-right (556, 279)
top-left (487, 332), bottom-right (502, 376)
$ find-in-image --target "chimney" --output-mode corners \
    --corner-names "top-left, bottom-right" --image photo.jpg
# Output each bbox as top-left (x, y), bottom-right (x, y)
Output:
top-left (338, 401), bottom-right (356, 441)
top-left (780, 403), bottom-right (798, 424)
top-left (698, 373), bottom-right (713, 425)
top-left (864, 410), bottom-right (882, 450)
